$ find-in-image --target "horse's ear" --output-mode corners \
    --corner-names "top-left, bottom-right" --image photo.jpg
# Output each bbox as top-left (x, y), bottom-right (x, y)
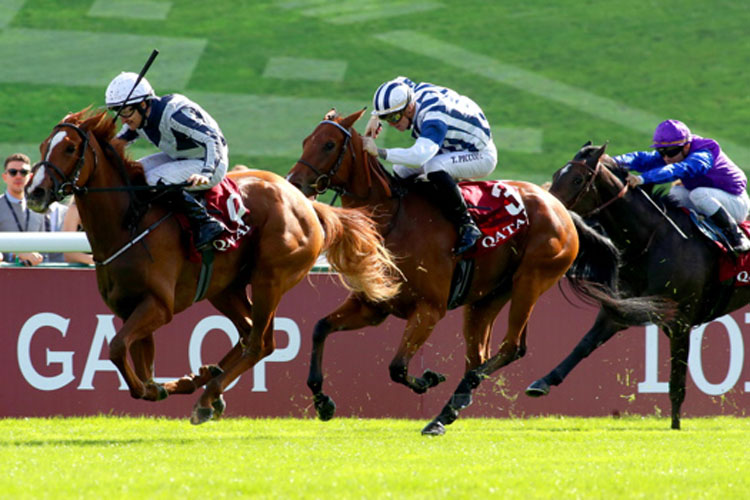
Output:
top-left (339, 108), bottom-right (367, 130)
top-left (324, 108), bottom-right (338, 120)
top-left (581, 140), bottom-right (592, 148)
top-left (594, 141), bottom-right (609, 159)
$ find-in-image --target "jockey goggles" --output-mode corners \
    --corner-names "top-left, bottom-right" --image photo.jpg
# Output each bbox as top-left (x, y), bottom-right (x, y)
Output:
top-left (656, 146), bottom-right (684, 158)
top-left (381, 110), bottom-right (404, 124)
top-left (110, 105), bottom-right (138, 118)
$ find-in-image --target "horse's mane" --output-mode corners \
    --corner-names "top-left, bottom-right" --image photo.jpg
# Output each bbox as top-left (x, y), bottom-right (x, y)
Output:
top-left (327, 110), bottom-right (405, 199)
top-left (62, 107), bottom-right (147, 185)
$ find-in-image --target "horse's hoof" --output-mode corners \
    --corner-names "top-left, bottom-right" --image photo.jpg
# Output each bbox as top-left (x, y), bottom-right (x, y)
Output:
top-left (525, 379), bottom-right (550, 397)
top-left (313, 393), bottom-right (336, 421)
top-left (423, 369), bottom-right (446, 388)
top-left (421, 420), bottom-right (446, 436)
top-left (190, 405), bottom-right (214, 425)
top-left (208, 365), bottom-right (224, 377)
top-left (212, 395), bottom-right (227, 419)
top-left (156, 384), bottom-right (169, 401)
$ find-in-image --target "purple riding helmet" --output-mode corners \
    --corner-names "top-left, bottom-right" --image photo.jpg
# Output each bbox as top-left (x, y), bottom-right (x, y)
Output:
top-left (651, 119), bottom-right (692, 148)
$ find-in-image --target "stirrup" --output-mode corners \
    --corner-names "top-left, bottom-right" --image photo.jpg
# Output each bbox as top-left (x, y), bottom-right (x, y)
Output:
top-left (454, 223), bottom-right (482, 255)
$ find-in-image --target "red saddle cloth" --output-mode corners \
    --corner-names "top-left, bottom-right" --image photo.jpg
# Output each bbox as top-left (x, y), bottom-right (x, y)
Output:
top-left (718, 221), bottom-right (750, 285)
top-left (459, 180), bottom-right (529, 258)
top-left (176, 177), bottom-right (253, 262)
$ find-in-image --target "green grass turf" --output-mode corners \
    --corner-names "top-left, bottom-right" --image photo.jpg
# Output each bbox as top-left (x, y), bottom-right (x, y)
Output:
top-left (1, 416), bottom-right (749, 499)
top-left (1, 0), bottom-right (748, 196)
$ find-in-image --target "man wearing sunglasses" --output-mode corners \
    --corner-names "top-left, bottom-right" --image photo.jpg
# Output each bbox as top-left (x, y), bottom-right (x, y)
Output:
top-left (0, 153), bottom-right (46, 265)
top-left (362, 76), bottom-right (497, 255)
top-left (619, 119), bottom-right (750, 253)
top-left (105, 71), bottom-right (228, 251)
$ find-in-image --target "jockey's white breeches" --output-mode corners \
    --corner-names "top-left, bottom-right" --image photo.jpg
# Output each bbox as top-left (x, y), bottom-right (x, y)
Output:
top-left (138, 152), bottom-right (228, 192)
top-left (393, 140), bottom-right (497, 180)
top-left (669, 184), bottom-right (750, 222)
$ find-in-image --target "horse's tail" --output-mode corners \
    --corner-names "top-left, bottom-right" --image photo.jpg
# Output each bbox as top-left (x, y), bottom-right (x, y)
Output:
top-left (311, 202), bottom-right (401, 302)
top-left (566, 211), bottom-right (676, 325)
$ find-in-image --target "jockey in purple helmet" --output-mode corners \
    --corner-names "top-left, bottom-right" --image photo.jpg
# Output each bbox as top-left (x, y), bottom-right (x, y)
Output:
top-left (617, 119), bottom-right (750, 253)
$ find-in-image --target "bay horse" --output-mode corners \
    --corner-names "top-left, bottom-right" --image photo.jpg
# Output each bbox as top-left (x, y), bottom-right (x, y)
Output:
top-left (526, 142), bottom-right (748, 429)
top-left (286, 109), bottom-right (662, 435)
top-left (26, 109), bottom-right (400, 425)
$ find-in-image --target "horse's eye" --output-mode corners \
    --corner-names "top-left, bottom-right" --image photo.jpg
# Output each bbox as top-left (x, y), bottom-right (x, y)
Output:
top-left (323, 141), bottom-right (335, 152)
top-left (573, 176), bottom-right (584, 186)
top-left (65, 144), bottom-right (76, 154)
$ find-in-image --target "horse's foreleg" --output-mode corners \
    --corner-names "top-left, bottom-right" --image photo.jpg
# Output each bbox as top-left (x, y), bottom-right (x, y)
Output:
top-left (130, 335), bottom-right (155, 382)
top-left (389, 304), bottom-right (445, 395)
top-left (668, 328), bottom-right (690, 430)
top-left (462, 293), bottom-right (510, 371)
top-left (526, 310), bottom-right (623, 397)
top-left (108, 297), bottom-right (170, 401)
top-left (163, 288), bottom-right (253, 396)
top-left (308, 297), bottom-right (388, 421)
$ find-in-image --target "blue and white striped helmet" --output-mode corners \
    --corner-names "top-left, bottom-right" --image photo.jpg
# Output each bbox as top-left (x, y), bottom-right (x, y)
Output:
top-left (372, 77), bottom-right (414, 116)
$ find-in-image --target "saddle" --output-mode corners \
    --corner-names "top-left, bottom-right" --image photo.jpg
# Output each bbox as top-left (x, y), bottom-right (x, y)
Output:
top-left (174, 177), bottom-right (253, 262)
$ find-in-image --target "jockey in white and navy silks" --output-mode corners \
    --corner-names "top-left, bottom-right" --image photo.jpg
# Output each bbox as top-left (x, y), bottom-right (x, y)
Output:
top-left (105, 72), bottom-right (227, 251)
top-left (114, 94), bottom-right (228, 189)
top-left (362, 76), bottom-right (498, 255)
top-left (619, 119), bottom-right (750, 253)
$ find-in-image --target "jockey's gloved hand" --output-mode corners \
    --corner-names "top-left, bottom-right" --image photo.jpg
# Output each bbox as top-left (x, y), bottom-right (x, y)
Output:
top-left (626, 174), bottom-right (644, 188)
top-left (364, 114), bottom-right (382, 138)
top-left (362, 136), bottom-right (379, 157)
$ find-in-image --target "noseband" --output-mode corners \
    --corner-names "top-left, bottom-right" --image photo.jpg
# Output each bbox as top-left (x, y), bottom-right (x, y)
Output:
top-left (294, 120), bottom-right (354, 197)
top-left (562, 159), bottom-right (628, 217)
top-left (35, 123), bottom-right (97, 201)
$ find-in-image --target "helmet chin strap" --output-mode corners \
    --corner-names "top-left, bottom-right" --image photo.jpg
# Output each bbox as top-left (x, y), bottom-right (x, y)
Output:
top-left (135, 101), bottom-right (150, 129)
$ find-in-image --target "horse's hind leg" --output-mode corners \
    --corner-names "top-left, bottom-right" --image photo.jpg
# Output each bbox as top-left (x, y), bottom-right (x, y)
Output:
top-left (668, 328), bottom-right (690, 430)
top-left (190, 280), bottom-right (283, 425)
top-left (423, 269), bottom-right (557, 436)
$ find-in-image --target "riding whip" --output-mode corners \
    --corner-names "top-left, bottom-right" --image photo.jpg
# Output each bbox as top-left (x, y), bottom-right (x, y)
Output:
top-left (635, 186), bottom-right (689, 239)
top-left (111, 49), bottom-right (159, 123)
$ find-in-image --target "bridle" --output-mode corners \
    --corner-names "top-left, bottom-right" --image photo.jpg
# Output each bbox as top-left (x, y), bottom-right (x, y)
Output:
top-left (35, 122), bottom-right (98, 202)
top-left (294, 120), bottom-right (357, 201)
top-left (561, 159), bottom-right (628, 217)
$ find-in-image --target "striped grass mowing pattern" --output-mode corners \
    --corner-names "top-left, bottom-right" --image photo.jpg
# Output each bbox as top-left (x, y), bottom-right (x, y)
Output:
top-left (1, 416), bottom-right (748, 499)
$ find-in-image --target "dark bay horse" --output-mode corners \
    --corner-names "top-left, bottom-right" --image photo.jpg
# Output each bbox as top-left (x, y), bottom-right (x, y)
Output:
top-left (26, 109), bottom-right (400, 424)
top-left (526, 142), bottom-right (747, 429)
top-left (286, 110), bottom-right (660, 435)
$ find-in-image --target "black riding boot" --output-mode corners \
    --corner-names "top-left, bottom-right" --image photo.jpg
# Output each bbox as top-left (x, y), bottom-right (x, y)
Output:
top-left (709, 207), bottom-right (750, 254)
top-left (174, 190), bottom-right (226, 251)
top-left (426, 171), bottom-right (482, 255)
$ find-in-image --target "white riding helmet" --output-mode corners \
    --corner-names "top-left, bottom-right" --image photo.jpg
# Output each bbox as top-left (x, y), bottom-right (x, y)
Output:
top-left (105, 72), bottom-right (155, 108)
top-left (372, 77), bottom-right (414, 116)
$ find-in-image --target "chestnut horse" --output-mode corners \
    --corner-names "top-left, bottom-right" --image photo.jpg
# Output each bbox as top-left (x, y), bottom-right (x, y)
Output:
top-left (26, 109), bottom-right (400, 425)
top-left (286, 109), bottom-right (659, 435)
top-left (527, 142), bottom-right (741, 429)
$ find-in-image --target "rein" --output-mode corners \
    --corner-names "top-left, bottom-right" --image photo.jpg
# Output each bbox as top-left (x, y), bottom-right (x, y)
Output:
top-left (564, 159), bottom-right (628, 217)
top-left (39, 120), bottom-right (182, 265)
top-left (565, 158), bottom-right (688, 239)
